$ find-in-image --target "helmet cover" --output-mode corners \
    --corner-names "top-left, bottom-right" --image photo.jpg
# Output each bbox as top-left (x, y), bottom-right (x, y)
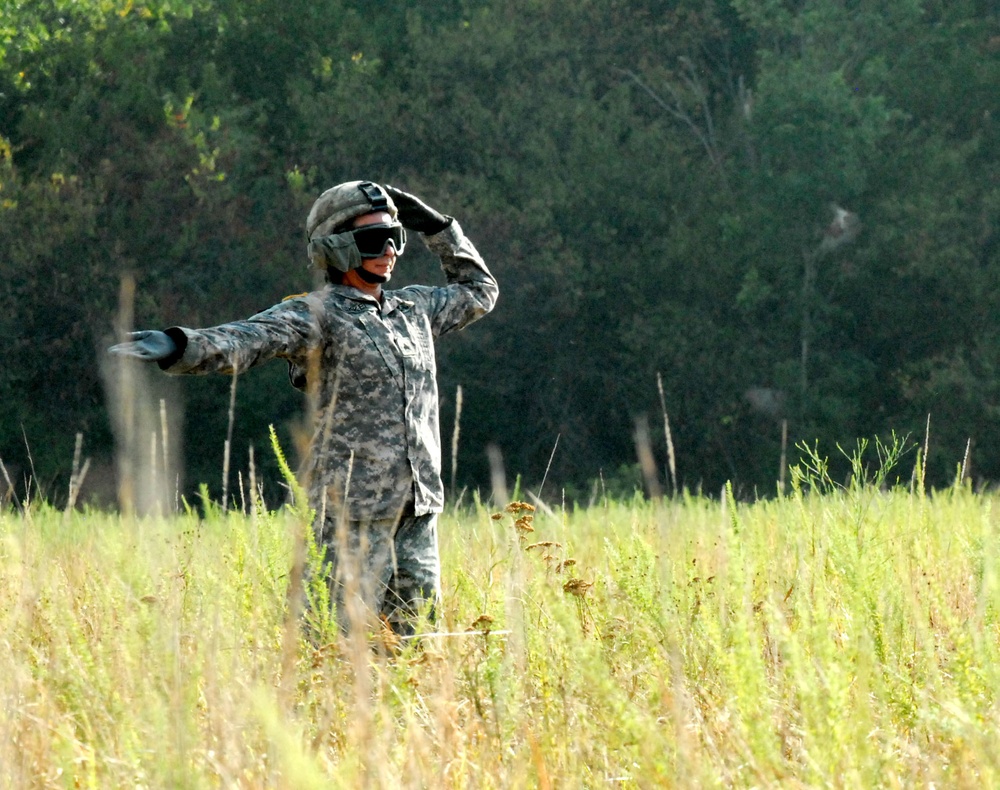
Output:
top-left (307, 179), bottom-right (397, 234)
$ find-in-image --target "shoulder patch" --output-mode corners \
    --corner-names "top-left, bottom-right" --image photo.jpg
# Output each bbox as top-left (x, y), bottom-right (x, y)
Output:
top-left (282, 292), bottom-right (308, 302)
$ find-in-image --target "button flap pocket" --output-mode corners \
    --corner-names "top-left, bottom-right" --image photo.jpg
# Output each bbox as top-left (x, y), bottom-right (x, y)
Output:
top-left (358, 312), bottom-right (404, 386)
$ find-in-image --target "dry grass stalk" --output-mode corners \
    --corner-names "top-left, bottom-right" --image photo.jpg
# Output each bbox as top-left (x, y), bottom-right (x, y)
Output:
top-left (534, 432), bottom-right (560, 503)
top-left (450, 384), bottom-right (462, 498)
top-left (961, 437), bottom-right (972, 482)
top-left (65, 432), bottom-right (91, 514)
top-left (779, 418), bottom-right (788, 495)
top-left (486, 444), bottom-right (508, 506)
top-left (921, 413), bottom-right (931, 495)
top-left (114, 272), bottom-right (136, 516)
top-left (657, 372), bottom-right (677, 496)
top-left (0, 454), bottom-right (16, 509)
top-left (633, 414), bottom-right (662, 499)
top-left (222, 371), bottom-right (238, 511)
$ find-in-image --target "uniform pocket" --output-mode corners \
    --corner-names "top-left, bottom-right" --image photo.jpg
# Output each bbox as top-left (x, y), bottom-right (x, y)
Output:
top-left (395, 315), bottom-right (434, 371)
top-left (358, 312), bottom-right (404, 386)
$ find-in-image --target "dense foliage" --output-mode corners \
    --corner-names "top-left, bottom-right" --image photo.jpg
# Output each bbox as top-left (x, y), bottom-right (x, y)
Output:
top-left (1, 0), bottom-right (998, 503)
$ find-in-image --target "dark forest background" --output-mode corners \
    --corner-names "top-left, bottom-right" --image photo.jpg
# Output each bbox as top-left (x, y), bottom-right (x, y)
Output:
top-left (1, 0), bottom-right (998, 506)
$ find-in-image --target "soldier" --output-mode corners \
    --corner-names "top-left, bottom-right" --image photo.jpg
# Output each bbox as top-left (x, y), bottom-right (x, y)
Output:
top-left (110, 181), bottom-right (498, 636)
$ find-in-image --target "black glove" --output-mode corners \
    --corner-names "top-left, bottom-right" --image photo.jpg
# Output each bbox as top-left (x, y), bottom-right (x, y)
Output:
top-left (108, 330), bottom-right (178, 363)
top-left (384, 185), bottom-right (452, 235)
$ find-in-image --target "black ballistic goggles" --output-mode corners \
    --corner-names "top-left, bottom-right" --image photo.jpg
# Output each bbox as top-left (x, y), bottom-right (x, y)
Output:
top-left (351, 222), bottom-right (407, 258)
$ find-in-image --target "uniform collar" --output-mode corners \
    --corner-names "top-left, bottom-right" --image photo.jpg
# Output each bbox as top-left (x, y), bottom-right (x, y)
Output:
top-left (329, 283), bottom-right (378, 305)
top-left (382, 290), bottom-right (415, 314)
top-left (328, 284), bottom-right (414, 314)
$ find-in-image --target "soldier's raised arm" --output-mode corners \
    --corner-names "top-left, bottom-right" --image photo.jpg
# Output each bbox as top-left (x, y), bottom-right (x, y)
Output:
top-left (384, 185), bottom-right (498, 337)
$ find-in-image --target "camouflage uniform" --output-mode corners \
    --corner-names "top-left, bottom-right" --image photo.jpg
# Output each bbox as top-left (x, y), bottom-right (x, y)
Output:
top-left (160, 221), bottom-right (497, 631)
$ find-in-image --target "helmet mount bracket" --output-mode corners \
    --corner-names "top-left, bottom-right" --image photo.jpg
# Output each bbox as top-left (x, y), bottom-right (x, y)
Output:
top-left (357, 182), bottom-right (389, 213)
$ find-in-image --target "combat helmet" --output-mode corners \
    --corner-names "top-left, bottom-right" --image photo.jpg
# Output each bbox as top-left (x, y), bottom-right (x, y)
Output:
top-left (305, 181), bottom-right (399, 272)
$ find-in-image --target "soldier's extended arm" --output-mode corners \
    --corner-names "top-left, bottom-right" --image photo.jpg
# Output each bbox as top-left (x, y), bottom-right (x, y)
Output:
top-left (385, 185), bottom-right (499, 337)
top-left (109, 296), bottom-right (324, 376)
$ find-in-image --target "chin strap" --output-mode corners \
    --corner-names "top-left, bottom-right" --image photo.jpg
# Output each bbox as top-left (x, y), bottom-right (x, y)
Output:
top-left (356, 267), bottom-right (388, 284)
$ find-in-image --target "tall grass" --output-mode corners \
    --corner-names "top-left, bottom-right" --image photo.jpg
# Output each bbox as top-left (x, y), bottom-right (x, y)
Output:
top-left (2, 464), bottom-right (1000, 786)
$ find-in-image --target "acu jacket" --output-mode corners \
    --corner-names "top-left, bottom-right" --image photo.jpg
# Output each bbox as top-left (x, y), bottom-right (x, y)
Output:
top-left (161, 221), bottom-right (498, 521)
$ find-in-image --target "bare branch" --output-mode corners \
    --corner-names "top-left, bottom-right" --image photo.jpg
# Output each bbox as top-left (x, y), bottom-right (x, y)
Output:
top-left (614, 66), bottom-right (729, 190)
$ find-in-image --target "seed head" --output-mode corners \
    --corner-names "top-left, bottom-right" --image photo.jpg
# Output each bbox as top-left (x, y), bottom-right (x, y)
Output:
top-left (376, 616), bottom-right (403, 653)
top-left (514, 515), bottom-right (535, 536)
top-left (555, 558), bottom-right (577, 574)
top-left (469, 614), bottom-right (495, 633)
top-left (563, 578), bottom-right (593, 597)
top-left (525, 540), bottom-right (562, 551)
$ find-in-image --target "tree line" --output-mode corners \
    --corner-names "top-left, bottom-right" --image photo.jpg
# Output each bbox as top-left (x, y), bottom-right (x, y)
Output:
top-left (1, 0), bottom-right (998, 505)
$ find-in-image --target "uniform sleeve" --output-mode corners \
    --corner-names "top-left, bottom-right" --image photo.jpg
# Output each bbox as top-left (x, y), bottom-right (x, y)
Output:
top-left (159, 295), bottom-right (324, 376)
top-left (417, 219), bottom-right (499, 337)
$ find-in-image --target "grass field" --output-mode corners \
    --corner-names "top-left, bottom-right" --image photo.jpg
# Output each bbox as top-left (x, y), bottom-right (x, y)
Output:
top-left (2, 450), bottom-right (999, 788)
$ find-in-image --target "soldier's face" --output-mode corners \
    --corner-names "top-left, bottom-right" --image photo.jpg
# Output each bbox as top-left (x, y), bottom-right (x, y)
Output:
top-left (353, 211), bottom-right (398, 282)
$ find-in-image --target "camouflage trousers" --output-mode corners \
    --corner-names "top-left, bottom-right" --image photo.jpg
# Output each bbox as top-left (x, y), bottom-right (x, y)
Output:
top-left (313, 512), bottom-right (441, 636)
